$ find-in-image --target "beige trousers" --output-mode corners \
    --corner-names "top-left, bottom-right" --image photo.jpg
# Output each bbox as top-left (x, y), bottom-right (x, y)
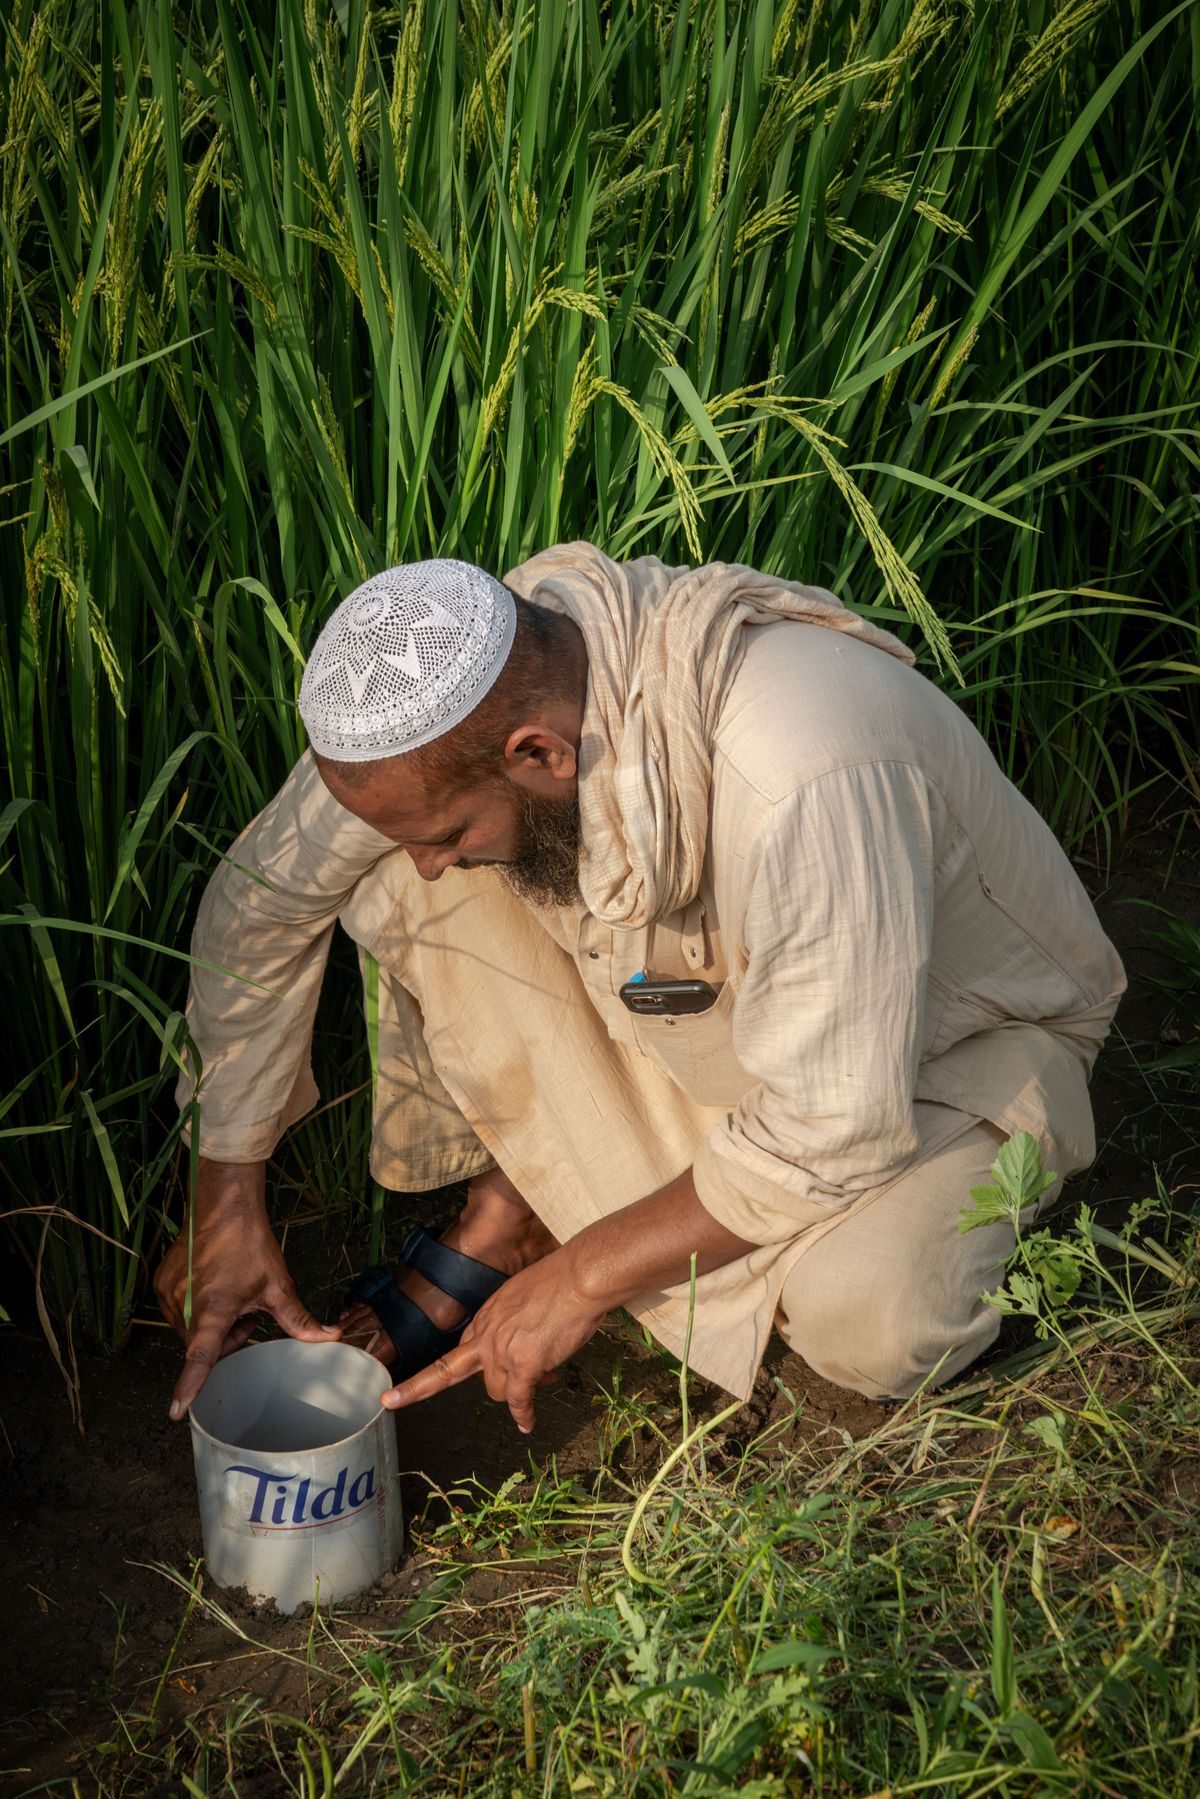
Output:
top-left (775, 1109), bottom-right (1034, 1398)
top-left (360, 858), bottom-right (1052, 1402)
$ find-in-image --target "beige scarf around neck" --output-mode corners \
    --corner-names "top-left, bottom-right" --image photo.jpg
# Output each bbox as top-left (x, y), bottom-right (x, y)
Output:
top-left (505, 541), bottom-right (914, 929)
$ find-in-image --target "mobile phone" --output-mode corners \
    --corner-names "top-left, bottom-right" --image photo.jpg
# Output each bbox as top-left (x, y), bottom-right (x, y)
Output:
top-left (618, 975), bottom-right (719, 1015)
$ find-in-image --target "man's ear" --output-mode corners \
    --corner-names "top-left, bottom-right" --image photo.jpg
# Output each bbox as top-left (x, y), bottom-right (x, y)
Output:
top-left (502, 723), bottom-right (578, 790)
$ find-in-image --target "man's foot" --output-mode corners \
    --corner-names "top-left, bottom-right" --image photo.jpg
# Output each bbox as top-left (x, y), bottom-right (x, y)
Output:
top-left (340, 1168), bottom-right (558, 1365)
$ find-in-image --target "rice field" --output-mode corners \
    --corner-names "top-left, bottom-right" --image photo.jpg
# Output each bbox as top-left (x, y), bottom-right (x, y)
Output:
top-left (1, 0), bottom-right (1198, 1792)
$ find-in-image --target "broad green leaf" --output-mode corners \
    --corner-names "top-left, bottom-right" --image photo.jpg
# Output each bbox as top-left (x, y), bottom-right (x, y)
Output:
top-left (993, 1132), bottom-right (1058, 1209)
top-left (959, 1182), bottom-right (1010, 1233)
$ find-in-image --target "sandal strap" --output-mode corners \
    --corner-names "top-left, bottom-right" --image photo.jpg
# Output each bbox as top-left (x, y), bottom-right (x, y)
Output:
top-left (347, 1270), bottom-right (465, 1372)
top-left (399, 1225), bottom-right (509, 1309)
top-left (346, 1230), bottom-right (511, 1380)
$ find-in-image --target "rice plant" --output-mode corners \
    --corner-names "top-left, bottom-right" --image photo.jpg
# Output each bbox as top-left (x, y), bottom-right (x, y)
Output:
top-left (0, 0), bottom-right (1197, 1345)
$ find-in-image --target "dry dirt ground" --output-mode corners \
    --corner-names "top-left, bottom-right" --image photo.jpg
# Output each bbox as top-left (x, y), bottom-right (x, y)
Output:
top-left (2, 802), bottom-right (1196, 1790)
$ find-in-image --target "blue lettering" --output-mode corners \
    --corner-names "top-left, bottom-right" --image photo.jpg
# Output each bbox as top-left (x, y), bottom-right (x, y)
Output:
top-left (311, 1467), bottom-right (347, 1521)
top-left (223, 1463), bottom-right (377, 1528)
top-left (347, 1467), bottom-right (376, 1509)
top-left (225, 1464), bottom-right (297, 1525)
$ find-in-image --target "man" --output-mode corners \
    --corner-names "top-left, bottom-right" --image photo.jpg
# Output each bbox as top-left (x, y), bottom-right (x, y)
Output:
top-left (157, 546), bottom-right (1124, 1432)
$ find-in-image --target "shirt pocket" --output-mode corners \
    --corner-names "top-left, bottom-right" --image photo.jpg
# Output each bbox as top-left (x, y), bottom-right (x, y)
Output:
top-left (921, 973), bottom-right (952, 1057)
top-left (630, 981), bottom-right (756, 1108)
top-left (925, 985), bottom-right (1012, 1060)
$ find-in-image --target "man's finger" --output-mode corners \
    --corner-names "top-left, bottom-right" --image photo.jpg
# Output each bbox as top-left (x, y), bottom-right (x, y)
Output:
top-left (169, 1321), bottom-right (229, 1419)
top-left (218, 1317), bottom-right (257, 1359)
top-left (381, 1342), bottom-right (482, 1410)
top-left (269, 1288), bottom-right (342, 1343)
top-left (506, 1374), bottom-right (537, 1436)
top-left (155, 1280), bottom-right (183, 1337)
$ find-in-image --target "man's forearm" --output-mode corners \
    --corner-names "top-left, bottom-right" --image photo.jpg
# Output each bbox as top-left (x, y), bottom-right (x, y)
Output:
top-left (561, 1167), bottom-right (756, 1312)
top-left (192, 1155), bottom-right (268, 1216)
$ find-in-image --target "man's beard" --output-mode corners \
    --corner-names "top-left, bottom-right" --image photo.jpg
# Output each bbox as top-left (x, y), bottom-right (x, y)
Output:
top-left (499, 789), bottom-right (582, 907)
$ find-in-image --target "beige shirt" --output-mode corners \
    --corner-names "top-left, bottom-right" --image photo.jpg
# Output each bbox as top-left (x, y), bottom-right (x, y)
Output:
top-left (178, 618), bottom-right (1124, 1246)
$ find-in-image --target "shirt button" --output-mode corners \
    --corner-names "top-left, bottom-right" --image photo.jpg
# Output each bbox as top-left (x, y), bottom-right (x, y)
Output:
top-left (588, 950), bottom-right (600, 960)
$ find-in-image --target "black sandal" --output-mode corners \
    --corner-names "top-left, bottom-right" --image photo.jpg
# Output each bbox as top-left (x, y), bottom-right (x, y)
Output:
top-left (348, 1225), bottom-right (509, 1379)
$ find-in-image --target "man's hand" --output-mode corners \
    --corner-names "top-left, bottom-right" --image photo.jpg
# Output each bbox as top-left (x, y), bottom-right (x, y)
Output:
top-left (155, 1158), bottom-right (339, 1420)
top-left (381, 1247), bottom-right (606, 1432)
top-left (379, 1168), bottom-right (758, 1432)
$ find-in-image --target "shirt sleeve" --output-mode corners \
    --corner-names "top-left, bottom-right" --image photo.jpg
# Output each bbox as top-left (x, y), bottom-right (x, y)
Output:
top-left (691, 760), bottom-right (941, 1245)
top-left (175, 751), bottom-right (396, 1162)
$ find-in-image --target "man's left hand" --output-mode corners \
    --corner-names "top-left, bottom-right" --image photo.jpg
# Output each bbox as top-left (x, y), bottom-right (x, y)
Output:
top-left (380, 1247), bottom-right (607, 1433)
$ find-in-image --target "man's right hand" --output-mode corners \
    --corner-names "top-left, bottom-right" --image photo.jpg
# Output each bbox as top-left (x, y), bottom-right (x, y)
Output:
top-left (155, 1158), bottom-right (340, 1420)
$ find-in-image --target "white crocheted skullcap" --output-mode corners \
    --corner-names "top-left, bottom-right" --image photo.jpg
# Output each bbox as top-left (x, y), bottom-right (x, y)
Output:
top-left (299, 560), bottom-right (517, 761)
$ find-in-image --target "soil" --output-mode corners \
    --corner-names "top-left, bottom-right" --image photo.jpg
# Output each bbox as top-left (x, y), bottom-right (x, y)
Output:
top-left (2, 798), bottom-right (1196, 1794)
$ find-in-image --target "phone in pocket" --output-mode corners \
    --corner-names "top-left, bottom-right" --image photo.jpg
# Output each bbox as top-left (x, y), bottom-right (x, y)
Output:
top-left (618, 975), bottom-right (719, 1016)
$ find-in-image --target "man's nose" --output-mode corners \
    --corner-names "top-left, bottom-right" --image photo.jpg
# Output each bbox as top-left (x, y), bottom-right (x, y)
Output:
top-left (405, 845), bottom-right (459, 881)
